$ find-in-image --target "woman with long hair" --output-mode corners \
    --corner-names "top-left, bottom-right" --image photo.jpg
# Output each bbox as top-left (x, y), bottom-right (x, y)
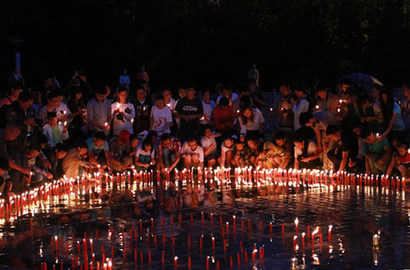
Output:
top-left (239, 106), bottom-right (264, 139)
top-left (111, 88), bottom-right (136, 136)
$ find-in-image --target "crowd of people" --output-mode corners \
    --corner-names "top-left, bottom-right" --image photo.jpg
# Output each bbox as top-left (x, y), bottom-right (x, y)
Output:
top-left (0, 67), bottom-right (409, 196)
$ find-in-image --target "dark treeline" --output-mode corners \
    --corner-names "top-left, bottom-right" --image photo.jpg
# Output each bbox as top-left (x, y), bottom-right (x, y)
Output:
top-left (2, 0), bottom-right (410, 90)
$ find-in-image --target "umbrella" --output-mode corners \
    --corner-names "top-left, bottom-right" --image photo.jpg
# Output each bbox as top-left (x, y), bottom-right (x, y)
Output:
top-left (340, 73), bottom-right (383, 91)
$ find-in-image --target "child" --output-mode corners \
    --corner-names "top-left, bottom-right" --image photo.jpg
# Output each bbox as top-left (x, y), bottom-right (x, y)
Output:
top-left (361, 128), bottom-right (392, 174)
top-left (245, 138), bottom-right (260, 167)
top-left (201, 90), bottom-right (215, 126)
top-left (111, 88), bottom-right (135, 136)
top-left (181, 138), bottom-right (204, 168)
top-left (232, 137), bottom-right (247, 168)
top-left (87, 132), bottom-right (111, 168)
top-left (135, 139), bottom-right (156, 170)
top-left (387, 142), bottom-right (409, 178)
top-left (43, 112), bottom-right (69, 148)
top-left (150, 95), bottom-right (173, 136)
top-left (201, 127), bottom-right (220, 167)
top-left (62, 142), bottom-right (94, 178)
top-left (219, 136), bottom-right (235, 167)
top-left (294, 132), bottom-right (321, 169)
top-left (157, 133), bottom-right (181, 172)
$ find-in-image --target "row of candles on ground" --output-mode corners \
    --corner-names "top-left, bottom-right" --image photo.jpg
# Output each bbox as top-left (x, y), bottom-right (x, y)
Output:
top-left (37, 213), bottom-right (338, 270)
top-left (1, 166), bottom-right (406, 222)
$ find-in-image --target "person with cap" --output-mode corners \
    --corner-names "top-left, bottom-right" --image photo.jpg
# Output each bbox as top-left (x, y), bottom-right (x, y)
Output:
top-left (110, 130), bottom-right (134, 171)
top-left (42, 111), bottom-right (69, 148)
top-left (87, 87), bottom-right (112, 135)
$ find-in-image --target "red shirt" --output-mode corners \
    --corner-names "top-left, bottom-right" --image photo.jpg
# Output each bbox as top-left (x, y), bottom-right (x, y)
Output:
top-left (213, 106), bottom-right (235, 132)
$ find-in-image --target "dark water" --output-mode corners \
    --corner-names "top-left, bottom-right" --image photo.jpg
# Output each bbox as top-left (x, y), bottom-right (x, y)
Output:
top-left (0, 183), bottom-right (408, 270)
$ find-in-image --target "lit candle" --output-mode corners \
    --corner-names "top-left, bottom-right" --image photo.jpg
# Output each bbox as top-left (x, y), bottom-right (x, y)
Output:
top-left (328, 225), bottom-right (333, 242)
top-left (294, 217), bottom-right (299, 234)
top-left (174, 256), bottom-right (178, 267)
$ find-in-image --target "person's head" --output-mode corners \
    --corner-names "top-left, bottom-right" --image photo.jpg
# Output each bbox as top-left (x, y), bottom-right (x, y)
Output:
top-left (178, 88), bottom-right (186, 99)
top-left (55, 144), bottom-right (68, 159)
top-left (186, 88), bottom-right (196, 100)
top-left (117, 88), bottom-right (128, 103)
top-left (18, 92), bottom-right (33, 110)
top-left (279, 84), bottom-right (291, 96)
top-left (122, 68), bottom-right (128, 75)
top-left (95, 88), bottom-right (107, 102)
top-left (47, 112), bottom-right (58, 127)
top-left (247, 138), bottom-right (258, 150)
top-left (94, 132), bottom-right (106, 148)
top-left (294, 88), bottom-right (306, 99)
top-left (119, 130), bottom-right (131, 145)
top-left (203, 89), bottom-right (211, 103)
top-left (76, 141), bottom-right (88, 156)
top-left (299, 112), bottom-right (316, 127)
top-left (293, 134), bottom-right (305, 150)
top-left (223, 136), bottom-right (234, 148)
top-left (4, 125), bottom-right (21, 142)
top-left (218, 97), bottom-right (229, 107)
top-left (155, 95), bottom-right (165, 109)
top-left (380, 90), bottom-right (393, 106)
top-left (360, 128), bottom-right (376, 145)
top-left (142, 139), bottom-right (153, 152)
top-left (222, 87), bottom-right (232, 99)
top-left (160, 133), bottom-right (172, 148)
top-left (9, 84), bottom-right (23, 100)
top-left (316, 88), bottom-right (328, 100)
top-left (187, 138), bottom-right (198, 151)
top-left (162, 89), bottom-right (172, 101)
top-left (242, 107), bottom-right (254, 119)
top-left (397, 142), bottom-right (409, 157)
top-left (26, 146), bottom-right (40, 159)
top-left (130, 134), bottom-right (140, 149)
top-left (203, 126), bottom-right (213, 138)
top-left (236, 141), bottom-right (245, 151)
top-left (136, 87), bottom-right (146, 101)
top-left (326, 125), bottom-right (342, 141)
top-left (0, 157), bottom-right (9, 176)
top-left (340, 79), bottom-right (350, 93)
top-left (274, 131), bottom-right (287, 147)
top-left (73, 87), bottom-right (83, 100)
top-left (370, 87), bottom-right (380, 101)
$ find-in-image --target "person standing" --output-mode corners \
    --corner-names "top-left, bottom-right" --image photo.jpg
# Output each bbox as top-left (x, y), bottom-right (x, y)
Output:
top-left (87, 88), bottom-right (112, 135)
top-left (175, 88), bottom-right (203, 140)
top-left (248, 64), bottom-right (260, 88)
top-left (133, 87), bottom-right (151, 134)
top-left (292, 88), bottom-right (309, 130)
top-left (111, 88), bottom-right (135, 136)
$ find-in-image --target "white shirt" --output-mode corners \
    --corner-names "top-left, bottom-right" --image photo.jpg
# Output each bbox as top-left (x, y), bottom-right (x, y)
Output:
top-left (150, 106), bottom-right (173, 136)
top-left (292, 98), bottom-right (309, 130)
top-left (238, 108), bottom-right (264, 135)
top-left (111, 102), bottom-right (135, 135)
top-left (201, 136), bottom-right (217, 155)
top-left (181, 142), bottom-right (204, 163)
top-left (294, 140), bottom-right (317, 159)
top-left (201, 100), bottom-right (215, 125)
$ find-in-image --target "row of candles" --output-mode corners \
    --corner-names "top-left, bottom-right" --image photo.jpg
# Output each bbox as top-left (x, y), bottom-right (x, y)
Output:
top-left (0, 167), bottom-right (406, 223)
top-left (36, 210), bottom-right (340, 270)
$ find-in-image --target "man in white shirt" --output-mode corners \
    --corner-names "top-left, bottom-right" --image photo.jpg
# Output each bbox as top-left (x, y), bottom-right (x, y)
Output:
top-left (181, 138), bottom-right (204, 168)
top-left (150, 95), bottom-right (173, 136)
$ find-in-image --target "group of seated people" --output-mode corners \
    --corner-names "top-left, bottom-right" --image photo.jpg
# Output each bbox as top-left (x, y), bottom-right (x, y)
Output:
top-left (0, 69), bottom-right (409, 197)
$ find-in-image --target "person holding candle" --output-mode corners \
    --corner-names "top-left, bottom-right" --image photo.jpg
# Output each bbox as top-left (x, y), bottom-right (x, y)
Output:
top-left (386, 141), bottom-right (409, 179)
top-left (257, 131), bottom-right (292, 169)
top-left (325, 125), bottom-right (358, 172)
top-left (21, 145), bottom-right (53, 187)
top-left (201, 126), bottom-right (219, 167)
top-left (135, 139), bottom-right (156, 170)
top-left (109, 130), bottom-right (134, 171)
top-left (87, 132), bottom-right (111, 168)
top-left (231, 136), bottom-right (247, 168)
top-left (200, 90), bottom-right (215, 127)
top-left (292, 88), bottom-right (309, 131)
top-left (313, 86), bottom-right (340, 126)
top-left (47, 143), bottom-right (68, 179)
top-left (150, 95), bottom-right (173, 137)
top-left (273, 83), bottom-right (294, 133)
top-left (157, 133), bottom-right (181, 173)
top-left (219, 135), bottom-right (234, 167)
top-left (294, 131), bottom-right (321, 169)
top-left (239, 105), bottom-right (264, 139)
top-left (133, 87), bottom-right (151, 134)
top-left (361, 128), bottom-right (392, 174)
top-left (0, 157), bottom-right (10, 195)
top-left (62, 142), bottom-right (94, 178)
top-left (42, 112), bottom-right (69, 148)
top-left (87, 88), bottom-right (112, 135)
top-left (111, 88), bottom-right (135, 136)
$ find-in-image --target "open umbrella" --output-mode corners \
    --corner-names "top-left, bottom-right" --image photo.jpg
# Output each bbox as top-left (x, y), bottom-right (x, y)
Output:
top-left (340, 73), bottom-right (383, 91)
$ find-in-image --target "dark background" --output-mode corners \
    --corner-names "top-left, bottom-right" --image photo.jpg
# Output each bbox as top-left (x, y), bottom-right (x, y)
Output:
top-left (1, 0), bottom-right (410, 91)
